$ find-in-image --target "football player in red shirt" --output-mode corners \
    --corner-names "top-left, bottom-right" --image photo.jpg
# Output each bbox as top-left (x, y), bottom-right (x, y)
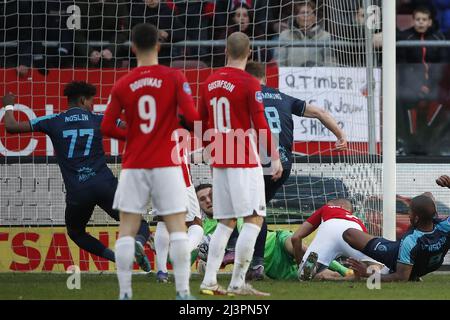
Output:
top-left (101, 23), bottom-right (200, 300)
top-left (152, 154), bottom-right (204, 283)
top-left (291, 198), bottom-right (378, 281)
top-left (198, 32), bottom-right (283, 296)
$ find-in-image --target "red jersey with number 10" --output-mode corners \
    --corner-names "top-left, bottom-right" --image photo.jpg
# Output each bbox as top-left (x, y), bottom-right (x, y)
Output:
top-left (198, 67), bottom-right (278, 168)
top-left (306, 205), bottom-right (368, 233)
top-left (101, 65), bottom-right (199, 169)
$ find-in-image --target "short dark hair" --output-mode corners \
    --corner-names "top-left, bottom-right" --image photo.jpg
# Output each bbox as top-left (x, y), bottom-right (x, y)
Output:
top-left (327, 198), bottom-right (353, 213)
top-left (132, 23), bottom-right (158, 51)
top-left (413, 6), bottom-right (432, 18)
top-left (295, 0), bottom-right (316, 13)
top-left (63, 81), bottom-right (96, 105)
top-left (410, 195), bottom-right (437, 222)
top-left (245, 61), bottom-right (266, 80)
top-left (195, 183), bottom-right (212, 194)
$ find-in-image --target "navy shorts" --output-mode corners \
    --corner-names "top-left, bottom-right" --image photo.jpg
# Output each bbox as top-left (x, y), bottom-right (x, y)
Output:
top-left (264, 163), bottom-right (292, 202)
top-left (362, 237), bottom-right (400, 271)
top-left (65, 178), bottom-right (120, 230)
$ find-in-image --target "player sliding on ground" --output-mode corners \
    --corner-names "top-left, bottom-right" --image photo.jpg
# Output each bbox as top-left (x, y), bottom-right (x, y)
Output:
top-left (239, 61), bottom-right (348, 280)
top-left (343, 194), bottom-right (450, 281)
top-left (2, 82), bottom-right (151, 272)
top-left (101, 23), bottom-right (200, 300)
top-left (291, 199), bottom-right (380, 281)
top-left (198, 32), bottom-right (283, 296)
top-left (194, 184), bottom-right (354, 281)
top-left (153, 156), bottom-right (204, 283)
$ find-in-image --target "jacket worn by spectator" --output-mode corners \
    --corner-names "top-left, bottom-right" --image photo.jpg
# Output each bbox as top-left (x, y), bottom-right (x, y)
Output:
top-left (130, 2), bottom-right (185, 65)
top-left (74, 0), bottom-right (129, 68)
top-left (397, 26), bottom-right (446, 102)
top-left (275, 20), bottom-right (334, 67)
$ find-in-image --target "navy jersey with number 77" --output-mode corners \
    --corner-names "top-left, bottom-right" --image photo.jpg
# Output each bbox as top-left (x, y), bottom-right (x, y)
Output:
top-left (30, 107), bottom-right (115, 194)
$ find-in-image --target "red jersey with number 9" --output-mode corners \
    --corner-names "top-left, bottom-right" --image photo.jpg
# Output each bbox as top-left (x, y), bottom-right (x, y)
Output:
top-left (101, 65), bottom-right (199, 169)
top-left (198, 67), bottom-right (278, 168)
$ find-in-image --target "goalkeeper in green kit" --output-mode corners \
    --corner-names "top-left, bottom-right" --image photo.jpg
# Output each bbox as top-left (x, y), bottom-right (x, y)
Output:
top-left (194, 184), bottom-right (353, 280)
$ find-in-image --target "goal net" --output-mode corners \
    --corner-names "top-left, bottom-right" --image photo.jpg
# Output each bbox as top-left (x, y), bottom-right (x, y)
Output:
top-left (0, 0), bottom-right (388, 272)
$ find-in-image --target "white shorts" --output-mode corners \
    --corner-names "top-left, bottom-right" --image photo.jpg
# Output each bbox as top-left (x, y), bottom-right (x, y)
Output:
top-left (212, 167), bottom-right (266, 220)
top-left (149, 185), bottom-right (201, 222)
top-left (302, 219), bottom-right (376, 267)
top-left (186, 185), bottom-right (201, 222)
top-left (113, 167), bottom-right (188, 216)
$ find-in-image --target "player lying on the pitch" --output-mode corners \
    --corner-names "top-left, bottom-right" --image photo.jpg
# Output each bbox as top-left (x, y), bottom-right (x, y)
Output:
top-left (291, 198), bottom-right (383, 281)
top-left (343, 194), bottom-right (450, 282)
top-left (3, 84), bottom-right (151, 272)
top-left (194, 184), bottom-right (354, 281)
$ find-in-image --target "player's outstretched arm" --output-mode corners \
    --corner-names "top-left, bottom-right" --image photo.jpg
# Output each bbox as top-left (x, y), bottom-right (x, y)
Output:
top-left (303, 104), bottom-right (347, 151)
top-left (175, 71), bottom-right (200, 130)
top-left (436, 175), bottom-right (450, 188)
top-left (3, 93), bottom-right (32, 133)
top-left (101, 90), bottom-right (126, 141)
top-left (291, 222), bottom-right (315, 265)
top-left (347, 258), bottom-right (412, 282)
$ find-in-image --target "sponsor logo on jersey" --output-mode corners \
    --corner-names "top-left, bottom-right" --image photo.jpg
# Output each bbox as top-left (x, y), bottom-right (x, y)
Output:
top-left (374, 242), bottom-right (387, 252)
top-left (77, 167), bottom-right (96, 182)
top-left (255, 91), bottom-right (263, 103)
top-left (183, 82), bottom-right (192, 95)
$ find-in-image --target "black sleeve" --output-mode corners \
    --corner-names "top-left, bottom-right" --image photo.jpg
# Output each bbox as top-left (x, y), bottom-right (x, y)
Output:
top-left (290, 96), bottom-right (306, 117)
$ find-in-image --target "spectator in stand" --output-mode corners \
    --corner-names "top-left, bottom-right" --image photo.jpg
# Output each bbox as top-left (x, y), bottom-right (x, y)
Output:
top-left (0, 1), bottom-right (37, 77)
top-left (214, 0), bottom-right (273, 39)
top-left (274, 1), bottom-right (334, 67)
top-left (269, 0), bottom-right (295, 36)
top-left (170, 0), bottom-right (213, 63)
top-left (397, 6), bottom-right (447, 155)
top-left (130, 0), bottom-right (185, 66)
top-left (212, 3), bottom-right (270, 67)
top-left (74, 0), bottom-right (129, 68)
top-left (331, 2), bottom-right (382, 67)
top-left (34, 1), bottom-right (74, 71)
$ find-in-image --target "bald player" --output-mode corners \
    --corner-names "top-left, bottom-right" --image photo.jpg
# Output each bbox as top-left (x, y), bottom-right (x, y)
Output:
top-left (198, 32), bottom-right (282, 296)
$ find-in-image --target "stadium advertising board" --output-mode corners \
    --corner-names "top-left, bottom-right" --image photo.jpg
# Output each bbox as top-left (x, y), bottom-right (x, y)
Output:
top-left (0, 227), bottom-right (136, 272)
top-left (0, 226), bottom-right (290, 272)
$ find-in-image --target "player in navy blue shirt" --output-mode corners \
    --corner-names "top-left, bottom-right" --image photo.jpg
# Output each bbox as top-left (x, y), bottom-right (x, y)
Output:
top-left (343, 194), bottom-right (450, 281)
top-left (238, 62), bottom-right (347, 280)
top-left (3, 82), bottom-right (151, 271)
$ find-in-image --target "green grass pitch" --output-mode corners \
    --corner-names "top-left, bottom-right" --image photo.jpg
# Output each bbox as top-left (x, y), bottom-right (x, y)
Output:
top-left (1, 273), bottom-right (450, 300)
